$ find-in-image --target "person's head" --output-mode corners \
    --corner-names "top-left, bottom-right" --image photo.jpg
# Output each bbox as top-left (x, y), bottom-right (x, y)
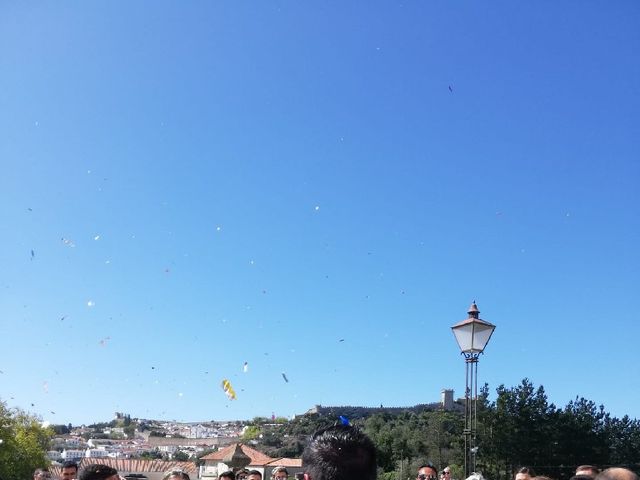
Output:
top-left (237, 470), bottom-right (250, 480)
top-left (163, 472), bottom-right (190, 480)
top-left (596, 468), bottom-right (638, 480)
top-left (302, 424), bottom-right (377, 480)
top-left (515, 467), bottom-right (536, 480)
top-left (78, 465), bottom-right (119, 480)
top-left (441, 467), bottom-right (451, 480)
top-left (272, 468), bottom-right (288, 480)
top-left (248, 471), bottom-right (263, 480)
top-left (219, 471), bottom-right (235, 480)
top-left (418, 464), bottom-right (438, 480)
top-left (62, 462), bottom-right (79, 480)
top-left (577, 467), bottom-right (600, 479)
top-left (34, 469), bottom-right (52, 480)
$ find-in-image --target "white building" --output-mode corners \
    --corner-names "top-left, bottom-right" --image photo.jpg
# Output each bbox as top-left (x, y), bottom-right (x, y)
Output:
top-left (158, 445), bottom-right (178, 454)
top-left (47, 450), bottom-right (63, 461)
top-left (62, 449), bottom-right (85, 460)
top-left (65, 438), bottom-right (82, 448)
top-left (86, 447), bottom-right (109, 458)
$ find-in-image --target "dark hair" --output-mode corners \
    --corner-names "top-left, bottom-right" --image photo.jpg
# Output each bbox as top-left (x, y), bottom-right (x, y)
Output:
top-left (302, 424), bottom-right (377, 480)
top-left (517, 468), bottom-right (536, 478)
top-left (63, 462), bottom-right (79, 471)
top-left (237, 471), bottom-right (250, 477)
top-left (419, 464), bottom-right (439, 478)
top-left (220, 472), bottom-right (236, 480)
top-left (79, 464), bottom-right (119, 480)
top-left (248, 472), bottom-right (262, 479)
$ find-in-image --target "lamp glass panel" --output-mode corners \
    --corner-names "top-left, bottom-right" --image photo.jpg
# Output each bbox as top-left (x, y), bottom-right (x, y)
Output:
top-left (452, 323), bottom-right (474, 352)
top-left (471, 323), bottom-right (495, 352)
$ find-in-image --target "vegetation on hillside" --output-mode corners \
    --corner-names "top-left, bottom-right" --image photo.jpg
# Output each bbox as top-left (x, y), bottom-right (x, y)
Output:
top-left (246, 379), bottom-right (640, 480)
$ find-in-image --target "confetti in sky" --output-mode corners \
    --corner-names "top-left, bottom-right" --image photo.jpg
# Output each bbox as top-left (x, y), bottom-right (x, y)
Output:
top-left (1, 1), bottom-right (639, 426)
top-left (221, 379), bottom-right (237, 400)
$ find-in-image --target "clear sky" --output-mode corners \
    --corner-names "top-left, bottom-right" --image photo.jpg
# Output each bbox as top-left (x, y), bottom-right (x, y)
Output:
top-left (1, 1), bottom-right (639, 426)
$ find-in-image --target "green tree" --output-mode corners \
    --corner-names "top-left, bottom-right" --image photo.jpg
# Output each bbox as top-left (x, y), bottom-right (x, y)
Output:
top-left (243, 425), bottom-right (261, 441)
top-left (0, 400), bottom-right (52, 480)
top-left (606, 415), bottom-right (640, 467)
top-left (51, 423), bottom-right (70, 435)
top-left (173, 450), bottom-right (190, 461)
top-left (550, 397), bottom-right (609, 478)
top-left (140, 447), bottom-right (163, 459)
top-left (481, 379), bottom-right (558, 479)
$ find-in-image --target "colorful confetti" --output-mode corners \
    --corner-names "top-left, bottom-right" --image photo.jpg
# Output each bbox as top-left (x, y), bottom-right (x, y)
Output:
top-left (221, 379), bottom-right (237, 400)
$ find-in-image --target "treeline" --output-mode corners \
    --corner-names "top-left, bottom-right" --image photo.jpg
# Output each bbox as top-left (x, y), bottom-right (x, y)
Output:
top-left (253, 379), bottom-right (640, 480)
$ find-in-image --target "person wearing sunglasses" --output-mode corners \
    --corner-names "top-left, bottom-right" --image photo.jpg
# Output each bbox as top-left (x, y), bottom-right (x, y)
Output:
top-left (441, 468), bottom-right (452, 480)
top-left (417, 464), bottom-right (438, 480)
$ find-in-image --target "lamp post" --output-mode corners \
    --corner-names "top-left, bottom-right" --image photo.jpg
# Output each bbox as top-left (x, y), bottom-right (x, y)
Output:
top-left (451, 302), bottom-right (496, 479)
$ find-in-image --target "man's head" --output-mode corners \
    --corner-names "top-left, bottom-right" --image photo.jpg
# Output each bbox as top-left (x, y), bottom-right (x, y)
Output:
top-left (248, 471), bottom-right (263, 480)
top-left (596, 468), bottom-right (639, 480)
top-left (515, 467), bottom-right (536, 480)
top-left (61, 462), bottom-right (79, 480)
top-left (576, 467), bottom-right (601, 479)
top-left (236, 470), bottom-right (250, 480)
top-left (163, 472), bottom-right (190, 480)
top-left (302, 424), bottom-right (377, 480)
top-left (219, 471), bottom-right (235, 480)
top-left (272, 468), bottom-right (288, 480)
top-left (418, 464), bottom-right (438, 480)
top-left (78, 464), bottom-right (119, 480)
top-left (33, 469), bottom-right (52, 480)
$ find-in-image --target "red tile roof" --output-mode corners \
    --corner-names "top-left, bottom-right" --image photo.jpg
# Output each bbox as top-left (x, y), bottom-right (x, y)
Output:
top-left (200, 443), bottom-right (275, 465)
top-left (266, 458), bottom-right (303, 468)
top-left (49, 458), bottom-right (197, 476)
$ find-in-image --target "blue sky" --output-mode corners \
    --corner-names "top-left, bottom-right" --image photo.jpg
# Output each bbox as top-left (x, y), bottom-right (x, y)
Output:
top-left (1, 1), bottom-right (639, 426)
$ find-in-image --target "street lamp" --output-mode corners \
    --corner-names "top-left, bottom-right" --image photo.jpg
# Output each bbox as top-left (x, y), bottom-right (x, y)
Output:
top-left (451, 302), bottom-right (496, 479)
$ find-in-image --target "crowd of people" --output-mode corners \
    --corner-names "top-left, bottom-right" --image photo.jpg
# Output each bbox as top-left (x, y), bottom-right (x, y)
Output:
top-left (31, 426), bottom-right (638, 480)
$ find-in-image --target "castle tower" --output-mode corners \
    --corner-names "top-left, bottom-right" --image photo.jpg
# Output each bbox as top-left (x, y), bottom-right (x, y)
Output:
top-left (441, 389), bottom-right (454, 410)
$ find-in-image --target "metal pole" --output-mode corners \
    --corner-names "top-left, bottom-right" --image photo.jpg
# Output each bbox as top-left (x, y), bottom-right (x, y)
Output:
top-left (463, 354), bottom-right (479, 478)
top-left (472, 357), bottom-right (478, 475)
top-left (464, 355), bottom-right (470, 479)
